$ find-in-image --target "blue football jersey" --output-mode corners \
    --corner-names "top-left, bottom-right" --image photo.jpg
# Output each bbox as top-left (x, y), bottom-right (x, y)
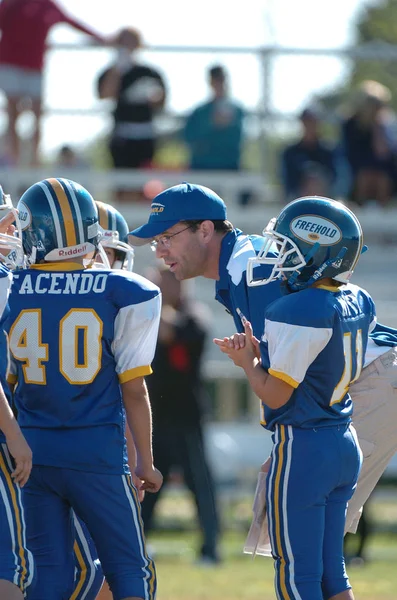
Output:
top-left (3, 263), bottom-right (161, 473)
top-left (215, 228), bottom-right (393, 370)
top-left (215, 229), bottom-right (280, 336)
top-left (259, 283), bottom-right (376, 430)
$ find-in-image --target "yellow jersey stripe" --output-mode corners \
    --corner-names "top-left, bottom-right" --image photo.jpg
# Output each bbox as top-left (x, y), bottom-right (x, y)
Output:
top-left (30, 263), bottom-right (84, 271)
top-left (314, 283), bottom-right (342, 291)
top-left (268, 368), bottom-right (299, 389)
top-left (96, 202), bottom-right (109, 230)
top-left (274, 426), bottom-right (290, 599)
top-left (70, 540), bottom-right (87, 600)
top-left (118, 365), bottom-right (152, 383)
top-left (7, 373), bottom-right (17, 384)
top-left (47, 178), bottom-right (77, 247)
top-left (0, 451), bottom-right (28, 590)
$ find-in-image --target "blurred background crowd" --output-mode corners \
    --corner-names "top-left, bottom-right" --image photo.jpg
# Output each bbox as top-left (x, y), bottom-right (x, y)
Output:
top-left (2, 0), bottom-right (397, 210)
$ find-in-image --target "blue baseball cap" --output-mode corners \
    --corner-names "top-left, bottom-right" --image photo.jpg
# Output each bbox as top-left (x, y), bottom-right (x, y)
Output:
top-left (128, 182), bottom-right (227, 246)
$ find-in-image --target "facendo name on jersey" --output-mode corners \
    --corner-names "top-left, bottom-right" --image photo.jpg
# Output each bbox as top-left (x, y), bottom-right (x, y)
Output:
top-left (13, 271), bottom-right (108, 295)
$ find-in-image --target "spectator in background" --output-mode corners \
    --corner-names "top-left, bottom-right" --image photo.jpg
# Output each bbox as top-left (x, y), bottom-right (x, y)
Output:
top-left (342, 80), bottom-right (397, 207)
top-left (97, 27), bottom-right (166, 175)
top-left (141, 266), bottom-right (221, 566)
top-left (281, 106), bottom-right (337, 203)
top-left (55, 144), bottom-right (89, 170)
top-left (184, 65), bottom-right (245, 172)
top-left (0, 0), bottom-right (105, 167)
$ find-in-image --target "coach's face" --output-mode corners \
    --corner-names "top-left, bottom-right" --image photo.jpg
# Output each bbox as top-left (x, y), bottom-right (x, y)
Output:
top-left (153, 221), bottom-right (213, 281)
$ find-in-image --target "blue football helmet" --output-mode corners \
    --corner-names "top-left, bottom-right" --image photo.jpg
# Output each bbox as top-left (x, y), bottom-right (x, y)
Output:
top-left (96, 201), bottom-right (134, 271)
top-left (17, 178), bottom-right (102, 265)
top-left (0, 185), bottom-right (24, 268)
top-left (247, 196), bottom-right (364, 291)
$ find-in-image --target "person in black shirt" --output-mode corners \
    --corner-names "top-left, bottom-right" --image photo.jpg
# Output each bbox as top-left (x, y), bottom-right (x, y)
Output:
top-left (97, 28), bottom-right (166, 175)
top-left (141, 267), bottom-right (221, 565)
top-left (341, 80), bottom-right (397, 207)
top-left (281, 107), bottom-right (337, 203)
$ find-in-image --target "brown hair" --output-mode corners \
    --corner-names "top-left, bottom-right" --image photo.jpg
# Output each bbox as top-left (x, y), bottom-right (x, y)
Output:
top-left (182, 219), bottom-right (234, 233)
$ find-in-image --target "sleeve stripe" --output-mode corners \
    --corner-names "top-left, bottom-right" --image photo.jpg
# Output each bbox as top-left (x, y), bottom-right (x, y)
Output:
top-left (118, 365), bottom-right (152, 383)
top-left (268, 368), bottom-right (300, 389)
top-left (7, 374), bottom-right (17, 384)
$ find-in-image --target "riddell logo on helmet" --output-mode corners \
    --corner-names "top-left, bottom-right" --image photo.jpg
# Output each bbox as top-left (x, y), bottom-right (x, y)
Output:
top-left (290, 215), bottom-right (342, 246)
top-left (59, 245), bottom-right (87, 256)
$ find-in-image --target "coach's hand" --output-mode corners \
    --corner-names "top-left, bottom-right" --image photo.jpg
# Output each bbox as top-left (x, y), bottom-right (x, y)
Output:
top-left (136, 464), bottom-right (163, 493)
top-left (6, 432), bottom-right (32, 487)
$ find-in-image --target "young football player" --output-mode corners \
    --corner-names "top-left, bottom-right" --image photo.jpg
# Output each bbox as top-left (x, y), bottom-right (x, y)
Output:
top-left (129, 182), bottom-right (397, 543)
top-left (4, 178), bottom-right (162, 600)
top-left (0, 191), bottom-right (34, 600)
top-left (96, 201), bottom-right (134, 271)
top-left (215, 197), bottom-right (372, 599)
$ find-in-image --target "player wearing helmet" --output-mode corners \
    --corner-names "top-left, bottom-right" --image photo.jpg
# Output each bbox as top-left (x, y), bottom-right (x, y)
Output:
top-left (96, 201), bottom-right (134, 271)
top-left (4, 178), bottom-right (162, 600)
top-left (130, 183), bottom-right (397, 595)
top-left (215, 196), bottom-right (371, 599)
top-left (0, 185), bottom-right (104, 600)
top-left (0, 190), bottom-right (33, 600)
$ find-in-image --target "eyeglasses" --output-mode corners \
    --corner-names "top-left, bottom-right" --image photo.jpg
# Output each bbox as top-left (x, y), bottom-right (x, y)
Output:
top-left (150, 225), bottom-right (193, 251)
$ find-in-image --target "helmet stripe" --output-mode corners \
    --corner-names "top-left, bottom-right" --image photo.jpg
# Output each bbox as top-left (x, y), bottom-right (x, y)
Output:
top-left (96, 202), bottom-right (109, 230)
top-left (110, 210), bottom-right (116, 232)
top-left (62, 179), bottom-right (84, 245)
top-left (47, 179), bottom-right (76, 247)
top-left (38, 181), bottom-right (64, 248)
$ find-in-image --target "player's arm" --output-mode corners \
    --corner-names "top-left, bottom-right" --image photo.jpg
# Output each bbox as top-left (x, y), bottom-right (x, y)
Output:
top-left (244, 359), bottom-right (294, 410)
top-left (216, 318), bottom-right (332, 409)
top-left (215, 322), bottom-right (292, 409)
top-left (0, 385), bottom-right (32, 486)
top-left (122, 376), bottom-right (161, 492)
top-left (113, 282), bottom-right (162, 491)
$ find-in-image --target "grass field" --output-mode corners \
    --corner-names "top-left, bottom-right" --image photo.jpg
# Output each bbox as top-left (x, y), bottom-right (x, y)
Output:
top-left (147, 490), bottom-right (397, 600)
top-left (151, 530), bottom-right (397, 600)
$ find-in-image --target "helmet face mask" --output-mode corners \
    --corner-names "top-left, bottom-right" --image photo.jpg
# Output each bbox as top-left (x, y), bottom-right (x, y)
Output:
top-left (247, 218), bottom-right (307, 287)
top-left (0, 186), bottom-right (24, 269)
top-left (247, 196), bottom-right (364, 291)
top-left (96, 202), bottom-right (134, 271)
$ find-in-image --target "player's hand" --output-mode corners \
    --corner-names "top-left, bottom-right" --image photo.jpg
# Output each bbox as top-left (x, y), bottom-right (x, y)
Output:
top-left (0, 211), bottom-right (16, 236)
top-left (213, 321), bottom-right (260, 367)
top-left (132, 472), bottom-right (145, 502)
top-left (6, 432), bottom-right (32, 487)
top-left (135, 464), bottom-right (163, 493)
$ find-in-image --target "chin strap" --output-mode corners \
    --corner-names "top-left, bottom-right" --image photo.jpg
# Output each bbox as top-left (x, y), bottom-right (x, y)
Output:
top-left (288, 246), bottom-right (348, 292)
top-left (287, 242), bottom-right (320, 290)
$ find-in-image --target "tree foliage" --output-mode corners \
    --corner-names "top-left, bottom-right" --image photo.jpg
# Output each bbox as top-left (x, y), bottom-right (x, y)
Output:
top-left (320, 0), bottom-right (397, 113)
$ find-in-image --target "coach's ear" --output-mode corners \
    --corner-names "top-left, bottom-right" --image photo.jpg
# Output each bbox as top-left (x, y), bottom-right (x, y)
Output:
top-left (199, 220), bottom-right (215, 244)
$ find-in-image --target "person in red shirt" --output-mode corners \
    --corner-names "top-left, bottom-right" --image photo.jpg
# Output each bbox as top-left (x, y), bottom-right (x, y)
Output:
top-left (0, 0), bottom-right (105, 166)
